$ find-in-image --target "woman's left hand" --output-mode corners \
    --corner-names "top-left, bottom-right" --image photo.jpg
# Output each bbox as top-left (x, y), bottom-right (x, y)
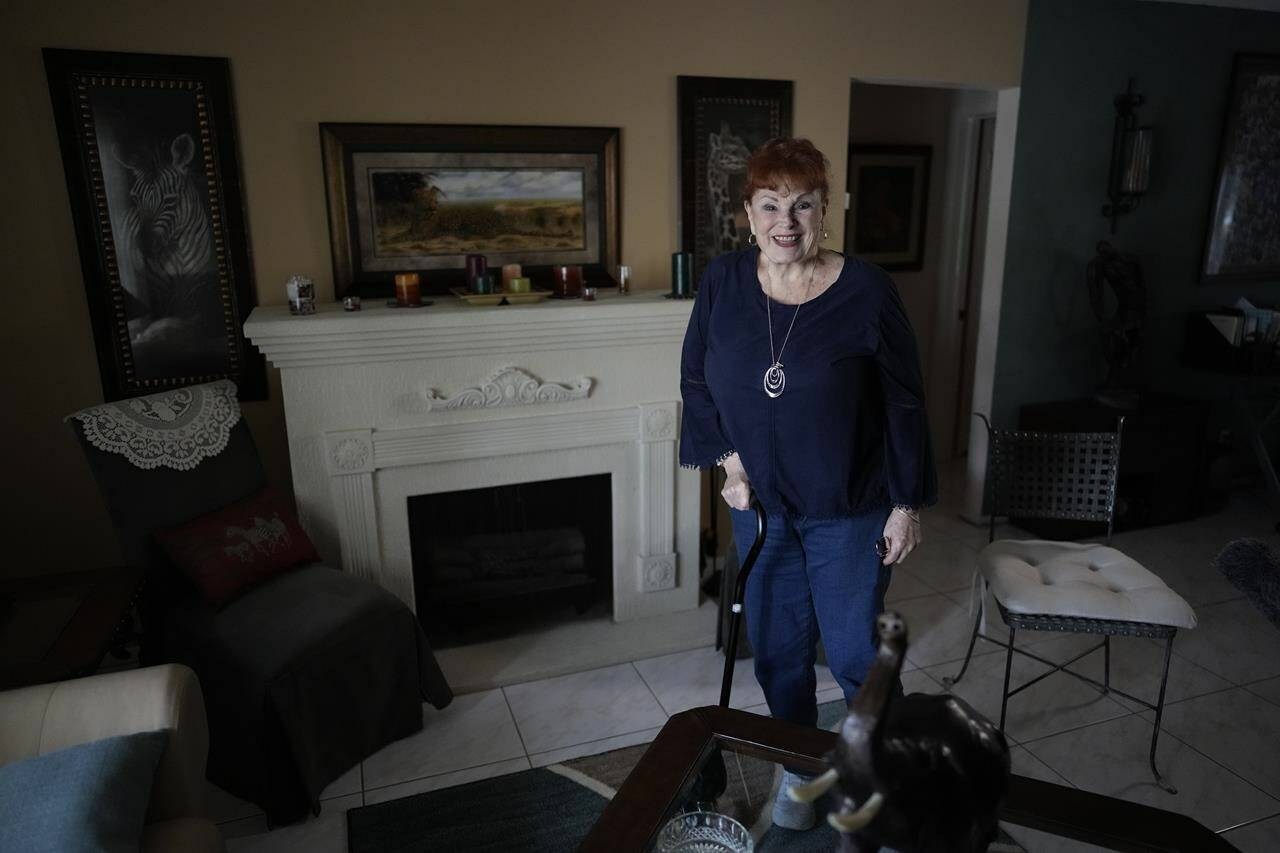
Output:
top-left (881, 509), bottom-right (922, 565)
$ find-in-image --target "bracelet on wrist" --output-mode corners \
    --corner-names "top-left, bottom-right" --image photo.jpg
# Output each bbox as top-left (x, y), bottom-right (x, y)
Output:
top-left (715, 450), bottom-right (738, 467)
top-left (892, 505), bottom-right (920, 522)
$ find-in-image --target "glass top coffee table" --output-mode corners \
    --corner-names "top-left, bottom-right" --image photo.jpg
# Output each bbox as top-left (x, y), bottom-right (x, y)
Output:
top-left (580, 705), bottom-right (1238, 852)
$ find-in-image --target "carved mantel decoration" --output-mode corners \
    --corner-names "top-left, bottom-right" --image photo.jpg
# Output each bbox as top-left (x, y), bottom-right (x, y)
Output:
top-left (424, 366), bottom-right (592, 411)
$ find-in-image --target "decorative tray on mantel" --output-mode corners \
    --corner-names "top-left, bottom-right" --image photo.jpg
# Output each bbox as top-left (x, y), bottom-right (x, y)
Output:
top-left (449, 287), bottom-right (553, 306)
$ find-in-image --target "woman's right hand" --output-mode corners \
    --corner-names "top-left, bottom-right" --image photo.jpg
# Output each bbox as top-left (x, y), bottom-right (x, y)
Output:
top-left (719, 452), bottom-right (752, 510)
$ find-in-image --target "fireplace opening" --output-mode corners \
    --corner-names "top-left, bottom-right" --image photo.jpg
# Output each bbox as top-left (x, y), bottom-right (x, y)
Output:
top-left (407, 474), bottom-right (612, 645)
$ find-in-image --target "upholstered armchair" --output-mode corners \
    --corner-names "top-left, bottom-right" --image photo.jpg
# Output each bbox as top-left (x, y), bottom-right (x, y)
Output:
top-left (67, 380), bottom-right (452, 824)
top-left (0, 664), bottom-right (223, 852)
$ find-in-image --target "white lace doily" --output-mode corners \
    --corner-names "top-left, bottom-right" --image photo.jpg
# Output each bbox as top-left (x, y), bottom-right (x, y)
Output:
top-left (69, 380), bottom-right (242, 471)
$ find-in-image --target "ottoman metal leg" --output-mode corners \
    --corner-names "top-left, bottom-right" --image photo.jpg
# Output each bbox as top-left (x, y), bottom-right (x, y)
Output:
top-left (945, 605), bottom-right (985, 688)
top-left (1150, 634), bottom-right (1178, 795)
top-left (1103, 635), bottom-right (1111, 694)
top-left (999, 625), bottom-right (1016, 730)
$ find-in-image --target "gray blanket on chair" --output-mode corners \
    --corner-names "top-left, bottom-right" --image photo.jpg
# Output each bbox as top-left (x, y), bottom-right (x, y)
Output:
top-left (165, 564), bottom-right (451, 823)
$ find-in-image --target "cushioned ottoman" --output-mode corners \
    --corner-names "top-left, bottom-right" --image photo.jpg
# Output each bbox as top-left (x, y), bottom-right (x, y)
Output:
top-left (980, 540), bottom-right (1198, 630)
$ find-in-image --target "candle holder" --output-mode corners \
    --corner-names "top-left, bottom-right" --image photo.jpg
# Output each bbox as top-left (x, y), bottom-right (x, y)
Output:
top-left (617, 264), bottom-right (631, 295)
top-left (394, 272), bottom-right (421, 306)
top-left (465, 254), bottom-right (488, 286)
top-left (552, 264), bottom-right (583, 299)
top-left (501, 263), bottom-right (523, 291)
top-left (668, 252), bottom-right (694, 299)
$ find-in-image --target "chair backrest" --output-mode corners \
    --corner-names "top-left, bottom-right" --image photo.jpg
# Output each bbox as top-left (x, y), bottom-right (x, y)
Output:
top-left (67, 384), bottom-right (267, 573)
top-left (978, 413), bottom-right (1125, 544)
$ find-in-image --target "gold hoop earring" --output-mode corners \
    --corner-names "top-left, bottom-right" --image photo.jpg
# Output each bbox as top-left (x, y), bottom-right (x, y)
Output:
top-left (748, 233), bottom-right (757, 246)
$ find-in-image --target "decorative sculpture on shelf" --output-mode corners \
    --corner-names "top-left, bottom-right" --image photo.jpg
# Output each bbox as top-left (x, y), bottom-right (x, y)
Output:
top-left (787, 612), bottom-right (1011, 853)
top-left (1086, 240), bottom-right (1147, 403)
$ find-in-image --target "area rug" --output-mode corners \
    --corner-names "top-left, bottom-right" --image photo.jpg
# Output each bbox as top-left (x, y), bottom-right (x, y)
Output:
top-left (346, 700), bottom-right (1026, 852)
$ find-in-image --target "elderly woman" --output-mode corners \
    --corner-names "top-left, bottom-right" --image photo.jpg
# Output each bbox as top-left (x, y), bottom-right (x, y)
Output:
top-left (679, 137), bottom-right (937, 830)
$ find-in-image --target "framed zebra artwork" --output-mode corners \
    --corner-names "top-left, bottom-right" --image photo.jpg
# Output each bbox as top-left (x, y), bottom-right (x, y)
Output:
top-left (677, 76), bottom-right (793, 284)
top-left (43, 49), bottom-right (265, 401)
top-left (320, 124), bottom-right (621, 299)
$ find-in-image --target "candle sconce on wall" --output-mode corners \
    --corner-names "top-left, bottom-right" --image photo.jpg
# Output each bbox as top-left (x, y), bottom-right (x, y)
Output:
top-left (1103, 77), bottom-right (1153, 234)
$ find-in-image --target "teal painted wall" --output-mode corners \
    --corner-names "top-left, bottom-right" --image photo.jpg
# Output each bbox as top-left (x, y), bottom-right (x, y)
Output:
top-left (992, 0), bottom-right (1280, 427)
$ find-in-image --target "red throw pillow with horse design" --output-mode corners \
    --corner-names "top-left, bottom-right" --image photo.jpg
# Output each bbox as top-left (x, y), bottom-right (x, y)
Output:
top-left (155, 486), bottom-right (320, 607)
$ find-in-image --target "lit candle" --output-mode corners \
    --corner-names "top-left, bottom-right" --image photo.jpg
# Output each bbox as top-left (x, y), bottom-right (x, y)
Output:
top-left (501, 263), bottom-right (522, 291)
top-left (394, 272), bottom-right (420, 306)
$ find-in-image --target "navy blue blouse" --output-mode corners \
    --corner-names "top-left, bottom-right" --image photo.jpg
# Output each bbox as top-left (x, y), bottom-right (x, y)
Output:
top-left (679, 249), bottom-right (937, 518)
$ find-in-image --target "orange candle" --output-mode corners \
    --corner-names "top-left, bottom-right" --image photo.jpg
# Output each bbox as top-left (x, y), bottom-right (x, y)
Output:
top-left (394, 272), bottom-right (420, 306)
top-left (501, 263), bottom-right (522, 291)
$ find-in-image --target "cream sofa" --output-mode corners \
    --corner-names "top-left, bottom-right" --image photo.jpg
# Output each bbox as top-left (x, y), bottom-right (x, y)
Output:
top-left (0, 664), bottom-right (224, 852)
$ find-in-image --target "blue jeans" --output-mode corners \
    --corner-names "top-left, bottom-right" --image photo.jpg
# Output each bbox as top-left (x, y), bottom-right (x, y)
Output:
top-left (731, 507), bottom-right (895, 727)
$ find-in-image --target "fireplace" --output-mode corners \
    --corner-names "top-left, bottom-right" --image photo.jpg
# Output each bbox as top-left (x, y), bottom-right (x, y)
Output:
top-left (244, 292), bottom-right (705, 666)
top-left (408, 474), bottom-right (612, 640)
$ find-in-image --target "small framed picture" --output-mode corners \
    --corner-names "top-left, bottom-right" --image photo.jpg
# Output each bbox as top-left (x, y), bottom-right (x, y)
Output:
top-left (846, 145), bottom-right (932, 271)
top-left (1201, 53), bottom-right (1280, 284)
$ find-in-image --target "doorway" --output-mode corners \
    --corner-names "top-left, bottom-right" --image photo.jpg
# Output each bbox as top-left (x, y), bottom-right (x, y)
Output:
top-left (951, 115), bottom-right (996, 459)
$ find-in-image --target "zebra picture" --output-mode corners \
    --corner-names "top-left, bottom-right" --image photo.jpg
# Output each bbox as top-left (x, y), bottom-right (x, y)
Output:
top-left (111, 133), bottom-right (221, 361)
top-left (45, 49), bottom-right (265, 400)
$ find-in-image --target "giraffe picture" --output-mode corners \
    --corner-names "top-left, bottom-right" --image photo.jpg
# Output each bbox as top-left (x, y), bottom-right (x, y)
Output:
top-left (678, 76), bottom-right (794, 282)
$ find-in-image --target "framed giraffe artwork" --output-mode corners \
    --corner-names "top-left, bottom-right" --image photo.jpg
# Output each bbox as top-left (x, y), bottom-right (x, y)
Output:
top-left (677, 76), bottom-right (794, 283)
top-left (43, 49), bottom-right (265, 401)
top-left (320, 124), bottom-right (621, 299)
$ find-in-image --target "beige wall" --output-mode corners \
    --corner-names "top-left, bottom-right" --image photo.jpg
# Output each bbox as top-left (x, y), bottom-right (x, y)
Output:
top-left (0, 0), bottom-right (1025, 577)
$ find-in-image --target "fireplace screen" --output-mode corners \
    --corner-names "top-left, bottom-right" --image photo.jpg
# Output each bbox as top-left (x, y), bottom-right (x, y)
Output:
top-left (407, 474), bottom-right (611, 641)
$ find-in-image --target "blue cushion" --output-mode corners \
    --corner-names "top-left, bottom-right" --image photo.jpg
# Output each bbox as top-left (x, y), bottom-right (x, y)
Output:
top-left (0, 730), bottom-right (167, 853)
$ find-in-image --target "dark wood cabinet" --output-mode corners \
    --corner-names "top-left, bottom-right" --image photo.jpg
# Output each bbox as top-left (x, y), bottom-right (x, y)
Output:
top-left (1018, 394), bottom-right (1210, 533)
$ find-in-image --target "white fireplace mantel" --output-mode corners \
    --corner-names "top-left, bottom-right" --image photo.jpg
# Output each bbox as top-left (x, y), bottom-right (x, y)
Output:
top-left (244, 291), bottom-right (701, 623)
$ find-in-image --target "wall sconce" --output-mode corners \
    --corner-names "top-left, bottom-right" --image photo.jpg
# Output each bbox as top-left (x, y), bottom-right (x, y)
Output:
top-left (1103, 77), bottom-right (1152, 234)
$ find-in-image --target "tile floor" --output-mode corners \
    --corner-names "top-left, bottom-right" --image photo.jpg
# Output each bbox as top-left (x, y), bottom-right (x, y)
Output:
top-left (216, 469), bottom-right (1280, 852)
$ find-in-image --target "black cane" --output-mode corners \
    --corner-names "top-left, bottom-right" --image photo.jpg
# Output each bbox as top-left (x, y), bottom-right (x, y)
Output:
top-left (719, 498), bottom-right (767, 707)
top-left (685, 498), bottom-right (768, 811)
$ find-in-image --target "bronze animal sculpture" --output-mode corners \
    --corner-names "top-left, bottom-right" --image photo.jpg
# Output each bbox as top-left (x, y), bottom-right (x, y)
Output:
top-left (788, 612), bottom-right (1010, 853)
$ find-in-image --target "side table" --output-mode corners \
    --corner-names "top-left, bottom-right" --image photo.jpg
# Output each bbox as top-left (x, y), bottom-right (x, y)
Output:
top-left (582, 705), bottom-right (1239, 852)
top-left (0, 565), bottom-right (144, 690)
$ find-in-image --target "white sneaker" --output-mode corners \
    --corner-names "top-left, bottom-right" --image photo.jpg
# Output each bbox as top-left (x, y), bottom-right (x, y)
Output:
top-left (772, 770), bottom-right (816, 831)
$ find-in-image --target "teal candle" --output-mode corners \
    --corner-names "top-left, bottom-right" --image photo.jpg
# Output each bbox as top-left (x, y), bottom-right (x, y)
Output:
top-left (672, 252), bottom-right (693, 297)
top-left (472, 273), bottom-right (495, 295)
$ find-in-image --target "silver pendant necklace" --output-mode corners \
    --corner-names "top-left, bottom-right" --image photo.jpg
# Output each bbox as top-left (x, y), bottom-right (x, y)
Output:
top-left (763, 259), bottom-right (818, 399)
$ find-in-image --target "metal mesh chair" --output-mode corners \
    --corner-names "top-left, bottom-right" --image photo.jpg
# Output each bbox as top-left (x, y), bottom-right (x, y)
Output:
top-left (946, 414), bottom-right (1196, 794)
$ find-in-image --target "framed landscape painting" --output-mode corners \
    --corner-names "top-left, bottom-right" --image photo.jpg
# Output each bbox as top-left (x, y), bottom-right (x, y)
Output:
top-left (677, 76), bottom-right (793, 283)
top-left (320, 124), bottom-right (620, 297)
top-left (846, 145), bottom-right (932, 272)
top-left (1202, 53), bottom-right (1280, 284)
top-left (43, 48), bottom-right (265, 401)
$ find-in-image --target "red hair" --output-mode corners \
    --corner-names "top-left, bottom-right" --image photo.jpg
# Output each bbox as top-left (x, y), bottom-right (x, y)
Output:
top-left (742, 138), bottom-right (830, 205)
